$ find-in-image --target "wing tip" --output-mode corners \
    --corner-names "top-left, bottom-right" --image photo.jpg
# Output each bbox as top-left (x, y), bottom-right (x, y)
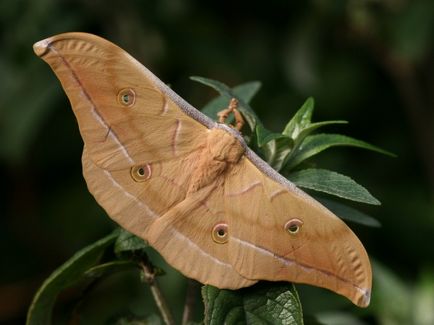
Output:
top-left (355, 288), bottom-right (371, 308)
top-left (33, 38), bottom-right (51, 57)
top-left (33, 32), bottom-right (107, 58)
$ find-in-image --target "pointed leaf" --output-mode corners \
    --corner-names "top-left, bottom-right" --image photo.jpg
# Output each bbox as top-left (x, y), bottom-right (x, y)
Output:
top-left (114, 229), bottom-right (149, 258)
top-left (315, 197), bottom-right (381, 227)
top-left (203, 282), bottom-right (303, 325)
top-left (294, 120), bottom-right (347, 145)
top-left (84, 260), bottom-right (139, 278)
top-left (281, 122), bottom-right (348, 171)
top-left (190, 76), bottom-right (261, 131)
top-left (191, 76), bottom-right (231, 96)
top-left (288, 168), bottom-right (380, 205)
top-left (282, 97), bottom-right (315, 139)
top-left (263, 137), bottom-right (294, 171)
top-left (285, 133), bottom-right (395, 170)
top-left (256, 124), bottom-right (291, 148)
top-left (26, 231), bottom-right (118, 325)
top-left (234, 81), bottom-right (262, 103)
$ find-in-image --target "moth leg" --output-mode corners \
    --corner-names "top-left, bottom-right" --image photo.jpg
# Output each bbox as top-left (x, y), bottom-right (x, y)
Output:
top-left (217, 98), bottom-right (244, 131)
top-left (232, 106), bottom-right (244, 131)
top-left (217, 98), bottom-right (237, 124)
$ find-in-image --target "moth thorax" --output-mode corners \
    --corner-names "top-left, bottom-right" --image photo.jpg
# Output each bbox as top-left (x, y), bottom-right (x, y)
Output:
top-left (207, 128), bottom-right (244, 163)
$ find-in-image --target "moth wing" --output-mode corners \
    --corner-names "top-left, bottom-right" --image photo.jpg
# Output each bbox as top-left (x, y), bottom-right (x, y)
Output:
top-left (34, 32), bottom-right (212, 170)
top-left (35, 32), bottom-right (372, 307)
top-left (143, 179), bottom-right (256, 288)
top-left (81, 146), bottom-right (196, 234)
top-left (223, 156), bottom-right (372, 307)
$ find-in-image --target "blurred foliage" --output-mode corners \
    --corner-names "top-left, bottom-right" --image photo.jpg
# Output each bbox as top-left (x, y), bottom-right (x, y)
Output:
top-left (1, 0), bottom-right (433, 324)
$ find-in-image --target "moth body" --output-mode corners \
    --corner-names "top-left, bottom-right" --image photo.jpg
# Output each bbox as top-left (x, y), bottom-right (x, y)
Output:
top-left (188, 128), bottom-right (244, 194)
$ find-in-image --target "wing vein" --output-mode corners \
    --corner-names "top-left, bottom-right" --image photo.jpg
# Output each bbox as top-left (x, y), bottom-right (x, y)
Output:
top-left (48, 43), bottom-right (134, 164)
top-left (231, 236), bottom-right (369, 297)
top-left (102, 169), bottom-right (158, 219)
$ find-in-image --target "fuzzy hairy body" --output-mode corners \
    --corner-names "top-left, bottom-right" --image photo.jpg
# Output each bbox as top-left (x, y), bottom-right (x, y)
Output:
top-left (188, 129), bottom-right (244, 194)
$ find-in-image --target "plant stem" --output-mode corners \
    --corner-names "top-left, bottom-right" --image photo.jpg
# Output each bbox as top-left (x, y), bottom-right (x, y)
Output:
top-left (182, 279), bottom-right (200, 325)
top-left (140, 261), bottom-right (174, 325)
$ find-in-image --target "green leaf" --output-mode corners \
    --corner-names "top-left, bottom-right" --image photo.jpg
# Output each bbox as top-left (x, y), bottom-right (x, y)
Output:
top-left (84, 260), bottom-right (139, 278)
top-left (190, 76), bottom-right (262, 131)
top-left (282, 98), bottom-right (347, 143)
top-left (233, 81), bottom-right (262, 103)
top-left (285, 133), bottom-right (395, 170)
top-left (203, 282), bottom-right (303, 325)
top-left (107, 313), bottom-right (163, 325)
top-left (282, 97), bottom-right (315, 138)
top-left (26, 231), bottom-right (118, 325)
top-left (256, 124), bottom-right (291, 148)
top-left (294, 120), bottom-right (347, 144)
top-left (315, 197), bottom-right (381, 227)
top-left (288, 169), bottom-right (380, 205)
top-left (263, 136), bottom-right (294, 171)
top-left (114, 229), bottom-right (149, 258)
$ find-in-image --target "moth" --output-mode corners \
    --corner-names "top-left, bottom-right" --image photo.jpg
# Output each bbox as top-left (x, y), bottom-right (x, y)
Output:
top-left (33, 33), bottom-right (372, 307)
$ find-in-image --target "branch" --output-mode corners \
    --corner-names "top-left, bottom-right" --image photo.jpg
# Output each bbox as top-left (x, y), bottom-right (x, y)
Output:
top-left (182, 279), bottom-right (200, 325)
top-left (140, 261), bottom-right (174, 325)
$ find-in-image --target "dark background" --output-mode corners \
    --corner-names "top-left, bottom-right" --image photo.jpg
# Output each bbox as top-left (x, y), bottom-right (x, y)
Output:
top-left (1, 0), bottom-right (433, 324)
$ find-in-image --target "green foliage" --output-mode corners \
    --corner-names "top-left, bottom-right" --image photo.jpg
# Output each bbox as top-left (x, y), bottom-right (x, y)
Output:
top-left (197, 79), bottom-right (387, 210)
top-left (288, 168), bottom-right (380, 205)
top-left (84, 261), bottom-right (138, 279)
top-left (284, 134), bottom-right (395, 171)
top-left (26, 229), bottom-right (159, 325)
top-left (114, 228), bottom-right (149, 259)
top-left (27, 78), bottom-right (391, 324)
top-left (315, 197), bottom-right (381, 228)
top-left (369, 261), bottom-right (434, 325)
top-left (282, 98), bottom-right (347, 141)
top-left (26, 231), bottom-right (119, 325)
top-left (202, 283), bottom-right (303, 325)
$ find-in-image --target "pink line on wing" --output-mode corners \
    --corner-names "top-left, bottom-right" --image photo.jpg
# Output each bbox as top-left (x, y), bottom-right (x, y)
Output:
top-left (146, 163), bottom-right (152, 179)
top-left (270, 189), bottom-right (286, 201)
top-left (46, 42), bottom-right (134, 164)
top-left (172, 119), bottom-right (181, 156)
top-left (161, 97), bottom-right (169, 115)
top-left (227, 181), bottom-right (262, 197)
